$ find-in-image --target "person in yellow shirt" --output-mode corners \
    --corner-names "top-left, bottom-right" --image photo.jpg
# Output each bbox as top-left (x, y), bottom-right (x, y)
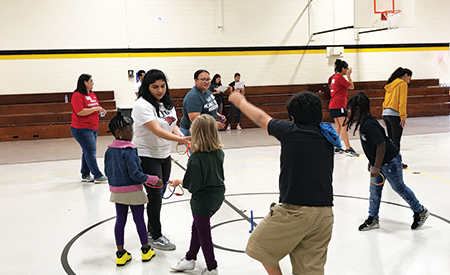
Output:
top-left (382, 67), bottom-right (412, 169)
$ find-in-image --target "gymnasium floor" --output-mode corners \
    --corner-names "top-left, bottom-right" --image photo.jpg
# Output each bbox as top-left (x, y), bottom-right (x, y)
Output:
top-left (1, 116), bottom-right (449, 275)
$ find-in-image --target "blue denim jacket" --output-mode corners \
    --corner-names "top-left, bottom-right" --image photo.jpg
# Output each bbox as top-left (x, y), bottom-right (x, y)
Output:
top-left (105, 140), bottom-right (158, 193)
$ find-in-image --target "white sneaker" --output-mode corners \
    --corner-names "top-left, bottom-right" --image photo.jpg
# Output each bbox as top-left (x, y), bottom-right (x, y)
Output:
top-left (226, 125), bottom-right (231, 131)
top-left (201, 268), bottom-right (218, 275)
top-left (171, 257), bottom-right (195, 271)
top-left (236, 125), bottom-right (242, 131)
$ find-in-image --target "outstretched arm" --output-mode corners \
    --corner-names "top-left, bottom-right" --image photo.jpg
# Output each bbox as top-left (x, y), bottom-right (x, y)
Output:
top-left (228, 90), bottom-right (272, 131)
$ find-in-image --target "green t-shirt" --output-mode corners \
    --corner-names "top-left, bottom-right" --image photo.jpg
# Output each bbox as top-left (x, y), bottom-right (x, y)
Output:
top-left (183, 149), bottom-right (225, 216)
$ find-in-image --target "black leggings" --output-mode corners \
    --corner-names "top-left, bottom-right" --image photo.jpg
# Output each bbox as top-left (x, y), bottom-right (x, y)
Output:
top-left (139, 155), bottom-right (171, 239)
top-left (383, 116), bottom-right (403, 150)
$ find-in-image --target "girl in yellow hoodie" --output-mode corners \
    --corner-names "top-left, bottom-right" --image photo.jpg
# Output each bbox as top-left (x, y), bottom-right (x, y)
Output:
top-left (382, 67), bottom-right (412, 169)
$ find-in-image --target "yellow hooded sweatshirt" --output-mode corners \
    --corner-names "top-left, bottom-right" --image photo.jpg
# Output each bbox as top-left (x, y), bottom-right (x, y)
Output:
top-left (383, 78), bottom-right (408, 120)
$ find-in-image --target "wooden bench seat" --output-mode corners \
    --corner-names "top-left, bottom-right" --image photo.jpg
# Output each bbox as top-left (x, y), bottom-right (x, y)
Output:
top-left (0, 91), bottom-right (116, 141)
top-left (171, 79), bottom-right (449, 127)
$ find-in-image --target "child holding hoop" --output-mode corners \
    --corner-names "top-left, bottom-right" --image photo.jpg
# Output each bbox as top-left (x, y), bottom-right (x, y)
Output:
top-left (170, 114), bottom-right (225, 275)
top-left (346, 93), bottom-right (429, 231)
top-left (104, 114), bottom-right (163, 266)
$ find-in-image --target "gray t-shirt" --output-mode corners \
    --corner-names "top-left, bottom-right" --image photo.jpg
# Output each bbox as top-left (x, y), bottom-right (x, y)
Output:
top-left (180, 86), bottom-right (218, 130)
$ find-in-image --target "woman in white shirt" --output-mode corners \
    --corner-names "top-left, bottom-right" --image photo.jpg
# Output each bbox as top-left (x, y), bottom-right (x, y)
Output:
top-left (132, 69), bottom-right (190, 251)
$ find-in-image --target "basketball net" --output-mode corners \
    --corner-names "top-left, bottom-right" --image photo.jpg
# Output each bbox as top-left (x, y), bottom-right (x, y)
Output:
top-left (377, 10), bottom-right (402, 29)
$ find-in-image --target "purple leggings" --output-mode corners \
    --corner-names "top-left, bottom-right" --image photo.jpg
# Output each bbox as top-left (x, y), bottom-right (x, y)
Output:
top-left (185, 213), bottom-right (217, 271)
top-left (115, 203), bottom-right (148, 246)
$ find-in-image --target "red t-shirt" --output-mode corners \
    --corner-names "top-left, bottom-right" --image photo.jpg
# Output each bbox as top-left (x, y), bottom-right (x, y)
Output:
top-left (329, 74), bottom-right (351, 109)
top-left (71, 91), bottom-right (100, 130)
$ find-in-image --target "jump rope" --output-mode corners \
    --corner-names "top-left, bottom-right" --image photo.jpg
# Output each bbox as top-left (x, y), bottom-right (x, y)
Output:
top-left (146, 142), bottom-right (191, 199)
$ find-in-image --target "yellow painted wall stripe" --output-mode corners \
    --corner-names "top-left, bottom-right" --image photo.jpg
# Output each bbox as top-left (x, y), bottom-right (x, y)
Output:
top-left (0, 46), bottom-right (448, 60)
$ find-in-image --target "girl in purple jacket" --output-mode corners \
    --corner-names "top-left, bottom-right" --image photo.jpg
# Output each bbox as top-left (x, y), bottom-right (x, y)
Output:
top-left (105, 114), bottom-right (163, 266)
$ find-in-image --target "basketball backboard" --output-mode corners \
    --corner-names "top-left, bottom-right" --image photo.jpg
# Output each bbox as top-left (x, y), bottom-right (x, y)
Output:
top-left (354, 0), bottom-right (415, 29)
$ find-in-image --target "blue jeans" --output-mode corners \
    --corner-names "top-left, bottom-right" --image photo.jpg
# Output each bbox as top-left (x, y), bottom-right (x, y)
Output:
top-left (180, 127), bottom-right (191, 137)
top-left (70, 127), bottom-right (103, 179)
top-left (369, 154), bottom-right (423, 219)
top-left (228, 103), bottom-right (241, 124)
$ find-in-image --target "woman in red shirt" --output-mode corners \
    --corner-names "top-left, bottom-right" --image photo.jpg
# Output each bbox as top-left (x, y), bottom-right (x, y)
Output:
top-left (329, 59), bottom-right (359, 156)
top-left (70, 74), bottom-right (108, 183)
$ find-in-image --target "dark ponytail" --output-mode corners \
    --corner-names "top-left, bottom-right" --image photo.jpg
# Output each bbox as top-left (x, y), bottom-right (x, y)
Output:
top-left (387, 67), bottom-right (413, 84)
top-left (334, 59), bottom-right (348, 73)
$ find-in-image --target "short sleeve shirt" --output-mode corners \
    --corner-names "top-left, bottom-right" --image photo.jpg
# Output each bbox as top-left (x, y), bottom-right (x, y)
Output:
top-left (70, 91), bottom-right (100, 130)
top-left (132, 98), bottom-right (178, 158)
top-left (359, 117), bottom-right (399, 165)
top-left (180, 86), bottom-right (218, 130)
top-left (268, 119), bottom-right (334, 207)
top-left (329, 74), bottom-right (351, 109)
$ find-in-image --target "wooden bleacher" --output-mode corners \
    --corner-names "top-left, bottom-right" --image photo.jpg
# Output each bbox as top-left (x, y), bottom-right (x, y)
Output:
top-left (0, 91), bottom-right (116, 141)
top-left (1, 80), bottom-right (447, 141)
top-left (171, 79), bottom-right (449, 127)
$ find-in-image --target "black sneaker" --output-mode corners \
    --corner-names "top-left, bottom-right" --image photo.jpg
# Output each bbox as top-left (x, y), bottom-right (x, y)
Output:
top-left (402, 163), bottom-right (408, 169)
top-left (411, 207), bottom-right (430, 229)
top-left (335, 147), bottom-right (344, 154)
top-left (358, 216), bottom-right (380, 231)
top-left (344, 147), bottom-right (360, 157)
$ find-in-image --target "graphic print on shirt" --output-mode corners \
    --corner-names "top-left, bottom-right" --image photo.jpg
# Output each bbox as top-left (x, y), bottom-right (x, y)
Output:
top-left (330, 79), bottom-right (335, 94)
top-left (204, 94), bottom-right (218, 112)
top-left (159, 109), bottom-right (177, 126)
top-left (361, 133), bottom-right (367, 141)
top-left (85, 95), bottom-right (99, 107)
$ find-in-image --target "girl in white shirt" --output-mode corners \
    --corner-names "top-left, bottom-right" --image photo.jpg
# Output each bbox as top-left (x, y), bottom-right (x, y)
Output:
top-left (132, 69), bottom-right (190, 251)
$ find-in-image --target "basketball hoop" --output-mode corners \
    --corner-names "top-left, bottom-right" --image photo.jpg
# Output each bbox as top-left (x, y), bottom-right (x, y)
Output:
top-left (380, 10), bottom-right (402, 29)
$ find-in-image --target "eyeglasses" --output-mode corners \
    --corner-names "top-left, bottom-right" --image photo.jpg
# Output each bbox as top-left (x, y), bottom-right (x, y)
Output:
top-left (197, 78), bottom-right (211, 83)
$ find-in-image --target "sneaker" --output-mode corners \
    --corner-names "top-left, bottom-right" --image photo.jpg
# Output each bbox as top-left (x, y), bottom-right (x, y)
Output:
top-left (171, 257), bottom-right (196, 271)
top-left (402, 163), bottom-right (408, 169)
top-left (141, 246), bottom-right (155, 262)
top-left (226, 125), bottom-right (231, 131)
top-left (237, 125), bottom-right (242, 131)
top-left (201, 268), bottom-right (219, 275)
top-left (344, 147), bottom-right (360, 157)
top-left (334, 147), bottom-right (344, 154)
top-left (411, 207), bottom-right (430, 230)
top-left (116, 250), bottom-right (132, 266)
top-left (94, 175), bottom-right (108, 183)
top-left (358, 216), bottom-right (380, 231)
top-left (151, 235), bottom-right (176, 251)
top-left (81, 175), bottom-right (94, 182)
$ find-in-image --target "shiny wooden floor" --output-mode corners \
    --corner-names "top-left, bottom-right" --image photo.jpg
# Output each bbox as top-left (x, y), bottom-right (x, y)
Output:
top-left (0, 116), bottom-right (449, 275)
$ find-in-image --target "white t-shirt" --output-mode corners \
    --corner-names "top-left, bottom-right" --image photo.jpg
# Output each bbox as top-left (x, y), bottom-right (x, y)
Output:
top-left (134, 81), bottom-right (142, 94)
top-left (132, 97), bottom-right (178, 158)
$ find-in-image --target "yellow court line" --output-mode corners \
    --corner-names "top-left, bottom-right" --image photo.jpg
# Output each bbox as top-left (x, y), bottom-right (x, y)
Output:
top-left (1, 154), bottom-right (448, 183)
top-left (346, 154), bottom-right (450, 183)
top-left (1, 46), bottom-right (448, 60)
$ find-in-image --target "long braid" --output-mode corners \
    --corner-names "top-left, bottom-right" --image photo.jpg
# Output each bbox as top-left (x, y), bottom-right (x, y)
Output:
top-left (347, 92), bottom-right (373, 135)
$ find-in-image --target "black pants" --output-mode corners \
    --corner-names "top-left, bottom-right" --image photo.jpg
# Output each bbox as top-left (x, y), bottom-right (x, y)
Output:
top-left (139, 155), bottom-right (171, 239)
top-left (383, 116), bottom-right (403, 150)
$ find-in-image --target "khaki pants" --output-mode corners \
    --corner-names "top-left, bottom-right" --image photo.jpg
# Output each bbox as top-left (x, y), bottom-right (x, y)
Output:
top-left (246, 204), bottom-right (333, 275)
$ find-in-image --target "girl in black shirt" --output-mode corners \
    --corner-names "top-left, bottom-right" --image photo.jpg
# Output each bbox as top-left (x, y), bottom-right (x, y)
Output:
top-left (347, 92), bottom-right (429, 231)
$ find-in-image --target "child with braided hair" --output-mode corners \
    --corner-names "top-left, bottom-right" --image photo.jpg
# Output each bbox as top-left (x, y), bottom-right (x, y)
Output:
top-left (346, 92), bottom-right (429, 231)
top-left (104, 114), bottom-right (163, 266)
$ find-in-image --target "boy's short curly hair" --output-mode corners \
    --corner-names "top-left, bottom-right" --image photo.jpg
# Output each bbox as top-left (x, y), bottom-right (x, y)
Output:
top-left (286, 91), bottom-right (322, 126)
